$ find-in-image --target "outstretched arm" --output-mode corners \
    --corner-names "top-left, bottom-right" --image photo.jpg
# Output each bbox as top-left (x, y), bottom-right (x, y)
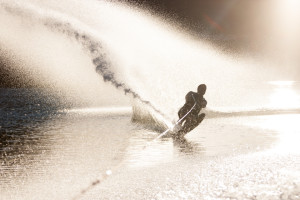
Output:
top-left (201, 98), bottom-right (207, 108)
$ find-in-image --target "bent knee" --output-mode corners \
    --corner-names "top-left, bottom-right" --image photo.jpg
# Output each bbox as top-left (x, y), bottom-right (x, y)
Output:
top-left (199, 113), bottom-right (205, 118)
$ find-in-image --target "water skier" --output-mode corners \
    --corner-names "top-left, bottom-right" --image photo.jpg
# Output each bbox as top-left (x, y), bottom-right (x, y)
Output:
top-left (176, 84), bottom-right (207, 137)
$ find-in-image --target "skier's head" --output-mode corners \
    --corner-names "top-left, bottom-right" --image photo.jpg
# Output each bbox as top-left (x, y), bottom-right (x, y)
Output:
top-left (197, 84), bottom-right (206, 95)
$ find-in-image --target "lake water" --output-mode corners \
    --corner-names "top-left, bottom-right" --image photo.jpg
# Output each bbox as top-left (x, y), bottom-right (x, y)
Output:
top-left (1, 83), bottom-right (300, 200)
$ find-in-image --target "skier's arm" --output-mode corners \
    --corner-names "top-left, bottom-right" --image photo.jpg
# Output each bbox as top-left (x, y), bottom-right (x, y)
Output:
top-left (201, 98), bottom-right (207, 108)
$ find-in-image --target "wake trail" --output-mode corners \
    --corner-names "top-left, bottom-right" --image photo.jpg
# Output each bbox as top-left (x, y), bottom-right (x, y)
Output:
top-left (0, 1), bottom-right (171, 122)
top-left (207, 108), bottom-right (300, 119)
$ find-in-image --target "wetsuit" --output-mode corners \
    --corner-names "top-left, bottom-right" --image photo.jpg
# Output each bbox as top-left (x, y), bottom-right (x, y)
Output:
top-left (177, 91), bottom-right (207, 135)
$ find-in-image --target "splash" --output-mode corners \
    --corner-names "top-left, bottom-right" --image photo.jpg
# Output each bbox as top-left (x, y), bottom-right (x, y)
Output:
top-left (0, 0), bottom-right (174, 124)
top-left (0, 0), bottom-right (282, 127)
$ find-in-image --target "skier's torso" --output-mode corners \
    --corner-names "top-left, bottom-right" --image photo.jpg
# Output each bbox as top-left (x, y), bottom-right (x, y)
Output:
top-left (185, 91), bottom-right (203, 112)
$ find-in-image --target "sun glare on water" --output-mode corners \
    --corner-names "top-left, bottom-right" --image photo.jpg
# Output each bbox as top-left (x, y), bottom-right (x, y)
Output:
top-left (268, 81), bottom-right (300, 109)
top-left (251, 81), bottom-right (300, 154)
top-left (257, 114), bottom-right (300, 154)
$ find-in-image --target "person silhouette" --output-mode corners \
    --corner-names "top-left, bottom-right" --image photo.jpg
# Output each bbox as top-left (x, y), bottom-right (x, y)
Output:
top-left (176, 84), bottom-right (207, 137)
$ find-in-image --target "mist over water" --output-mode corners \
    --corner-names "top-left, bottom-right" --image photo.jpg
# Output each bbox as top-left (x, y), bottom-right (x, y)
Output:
top-left (0, 0), bottom-right (288, 124)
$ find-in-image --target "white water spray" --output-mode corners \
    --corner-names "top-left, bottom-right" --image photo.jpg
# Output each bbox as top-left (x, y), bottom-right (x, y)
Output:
top-left (0, 0), bottom-right (272, 124)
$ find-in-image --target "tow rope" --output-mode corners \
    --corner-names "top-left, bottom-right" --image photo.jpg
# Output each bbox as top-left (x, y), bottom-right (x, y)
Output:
top-left (154, 95), bottom-right (197, 140)
top-left (72, 96), bottom-right (197, 200)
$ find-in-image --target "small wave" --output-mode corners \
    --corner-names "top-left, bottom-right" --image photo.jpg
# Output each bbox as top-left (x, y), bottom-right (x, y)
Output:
top-left (207, 107), bottom-right (300, 118)
top-left (131, 100), bottom-right (170, 132)
top-left (132, 105), bottom-right (300, 133)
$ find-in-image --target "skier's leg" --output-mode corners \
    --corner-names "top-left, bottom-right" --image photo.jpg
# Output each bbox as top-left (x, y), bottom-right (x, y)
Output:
top-left (181, 113), bottom-right (206, 136)
top-left (197, 113), bottom-right (205, 124)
